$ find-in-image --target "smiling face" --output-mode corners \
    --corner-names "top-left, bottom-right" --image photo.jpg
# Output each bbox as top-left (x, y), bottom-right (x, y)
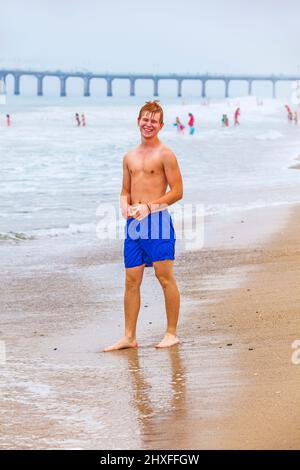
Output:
top-left (138, 111), bottom-right (164, 139)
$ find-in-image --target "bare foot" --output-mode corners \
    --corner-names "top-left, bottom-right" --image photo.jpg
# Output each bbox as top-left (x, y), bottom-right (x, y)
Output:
top-left (155, 333), bottom-right (180, 349)
top-left (103, 337), bottom-right (138, 352)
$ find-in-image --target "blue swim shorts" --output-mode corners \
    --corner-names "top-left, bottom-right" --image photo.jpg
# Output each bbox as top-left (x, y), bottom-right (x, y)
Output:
top-left (124, 210), bottom-right (176, 268)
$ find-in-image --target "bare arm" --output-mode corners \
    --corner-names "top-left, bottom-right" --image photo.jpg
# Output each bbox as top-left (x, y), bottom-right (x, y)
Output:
top-left (120, 154), bottom-right (131, 217)
top-left (149, 149), bottom-right (183, 209)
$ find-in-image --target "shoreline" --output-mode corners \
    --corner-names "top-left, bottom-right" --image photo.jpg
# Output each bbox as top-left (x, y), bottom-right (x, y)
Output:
top-left (0, 201), bottom-right (299, 449)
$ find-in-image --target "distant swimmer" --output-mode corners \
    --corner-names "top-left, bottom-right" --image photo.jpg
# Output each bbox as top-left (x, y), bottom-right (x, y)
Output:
top-left (75, 113), bottom-right (81, 126)
top-left (174, 116), bottom-right (185, 133)
top-left (6, 114), bottom-right (11, 127)
top-left (285, 105), bottom-right (293, 122)
top-left (222, 114), bottom-right (229, 127)
top-left (234, 107), bottom-right (240, 126)
top-left (81, 114), bottom-right (86, 127)
top-left (188, 113), bottom-right (195, 135)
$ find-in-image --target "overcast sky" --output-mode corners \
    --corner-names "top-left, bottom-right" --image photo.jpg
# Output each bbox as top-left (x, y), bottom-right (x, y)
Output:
top-left (1, 0), bottom-right (299, 74)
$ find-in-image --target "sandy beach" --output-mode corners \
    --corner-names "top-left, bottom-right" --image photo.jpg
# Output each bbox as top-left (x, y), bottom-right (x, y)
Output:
top-left (1, 201), bottom-right (299, 450)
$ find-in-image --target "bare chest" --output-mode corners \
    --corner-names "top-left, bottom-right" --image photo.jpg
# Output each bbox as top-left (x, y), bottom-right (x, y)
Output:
top-left (128, 153), bottom-right (163, 177)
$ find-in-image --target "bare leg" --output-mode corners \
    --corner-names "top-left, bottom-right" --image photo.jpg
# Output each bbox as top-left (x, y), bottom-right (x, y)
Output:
top-left (153, 260), bottom-right (180, 348)
top-left (103, 264), bottom-right (145, 352)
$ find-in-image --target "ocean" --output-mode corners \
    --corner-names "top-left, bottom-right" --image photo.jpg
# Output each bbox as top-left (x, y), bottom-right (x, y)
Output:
top-left (1, 95), bottom-right (300, 250)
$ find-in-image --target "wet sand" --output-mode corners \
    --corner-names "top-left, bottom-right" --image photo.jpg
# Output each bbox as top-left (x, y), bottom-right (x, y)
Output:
top-left (0, 204), bottom-right (300, 449)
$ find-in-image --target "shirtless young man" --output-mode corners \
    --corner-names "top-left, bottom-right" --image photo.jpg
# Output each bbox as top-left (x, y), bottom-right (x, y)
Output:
top-left (103, 101), bottom-right (183, 352)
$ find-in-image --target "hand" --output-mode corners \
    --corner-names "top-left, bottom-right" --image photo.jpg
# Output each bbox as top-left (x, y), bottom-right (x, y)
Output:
top-left (121, 206), bottom-right (132, 219)
top-left (129, 203), bottom-right (150, 221)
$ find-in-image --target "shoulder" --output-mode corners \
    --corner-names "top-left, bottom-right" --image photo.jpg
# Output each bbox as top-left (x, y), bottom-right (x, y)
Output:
top-left (160, 145), bottom-right (178, 164)
top-left (123, 147), bottom-right (138, 163)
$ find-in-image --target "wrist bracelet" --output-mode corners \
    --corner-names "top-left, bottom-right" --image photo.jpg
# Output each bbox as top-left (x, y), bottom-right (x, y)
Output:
top-left (146, 203), bottom-right (151, 213)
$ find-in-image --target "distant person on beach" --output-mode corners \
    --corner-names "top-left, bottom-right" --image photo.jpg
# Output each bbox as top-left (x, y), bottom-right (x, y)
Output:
top-left (103, 101), bottom-right (183, 352)
top-left (294, 112), bottom-right (298, 125)
top-left (222, 114), bottom-right (229, 127)
top-left (174, 116), bottom-right (185, 133)
top-left (234, 108), bottom-right (240, 126)
top-left (81, 114), bottom-right (86, 127)
top-left (188, 113), bottom-right (195, 135)
top-left (6, 114), bottom-right (11, 127)
top-left (75, 113), bottom-right (81, 126)
top-left (285, 105), bottom-right (293, 122)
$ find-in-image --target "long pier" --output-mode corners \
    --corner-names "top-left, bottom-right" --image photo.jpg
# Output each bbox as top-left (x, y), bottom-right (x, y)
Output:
top-left (0, 69), bottom-right (299, 98)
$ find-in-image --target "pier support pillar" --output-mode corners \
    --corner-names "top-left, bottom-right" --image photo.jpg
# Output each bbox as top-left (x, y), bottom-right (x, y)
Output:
top-left (272, 80), bottom-right (276, 99)
top-left (248, 80), bottom-right (253, 96)
top-left (201, 80), bottom-right (207, 98)
top-left (84, 77), bottom-right (90, 97)
top-left (14, 74), bottom-right (20, 95)
top-left (153, 79), bottom-right (159, 97)
top-left (37, 75), bottom-right (44, 96)
top-left (0, 75), bottom-right (5, 101)
top-left (60, 76), bottom-right (67, 97)
top-left (225, 80), bottom-right (230, 98)
top-left (130, 78), bottom-right (135, 97)
top-left (177, 80), bottom-right (183, 98)
top-left (106, 78), bottom-right (113, 97)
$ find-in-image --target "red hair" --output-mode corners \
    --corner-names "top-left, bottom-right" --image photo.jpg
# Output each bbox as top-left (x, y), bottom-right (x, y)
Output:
top-left (138, 100), bottom-right (164, 123)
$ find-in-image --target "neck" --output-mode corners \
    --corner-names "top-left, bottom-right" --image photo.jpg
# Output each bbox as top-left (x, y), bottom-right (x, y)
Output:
top-left (140, 135), bottom-right (160, 148)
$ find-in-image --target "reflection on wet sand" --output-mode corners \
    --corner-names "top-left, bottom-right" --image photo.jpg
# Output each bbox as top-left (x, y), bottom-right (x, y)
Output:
top-left (123, 346), bottom-right (187, 448)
